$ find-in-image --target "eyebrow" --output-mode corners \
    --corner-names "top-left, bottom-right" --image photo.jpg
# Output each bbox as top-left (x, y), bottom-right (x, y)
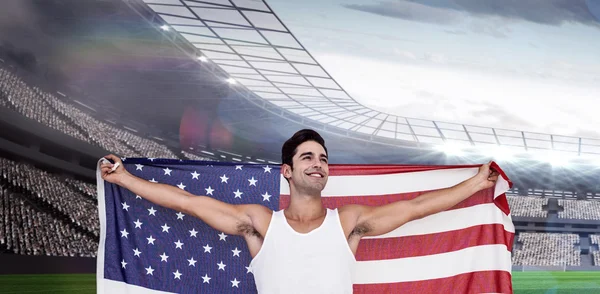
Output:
top-left (299, 152), bottom-right (328, 159)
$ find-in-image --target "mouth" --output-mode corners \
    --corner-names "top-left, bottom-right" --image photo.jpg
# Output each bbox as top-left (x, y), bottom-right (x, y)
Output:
top-left (305, 171), bottom-right (325, 178)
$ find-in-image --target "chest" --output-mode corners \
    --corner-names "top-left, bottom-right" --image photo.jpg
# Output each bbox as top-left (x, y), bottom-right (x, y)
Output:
top-left (285, 216), bottom-right (327, 234)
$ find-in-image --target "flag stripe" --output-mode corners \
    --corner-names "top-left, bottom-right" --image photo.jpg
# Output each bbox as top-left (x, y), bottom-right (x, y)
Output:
top-left (325, 164), bottom-right (482, 176)
top-left (352, 270), bottom-right (512, 294)
top-left (356, 224), bottom-right (514, 260)
top-left (281, 188), bottom-right (494, 211)
top-left (352, 244), bottom-right (512, 284)
top-left (280, 168), bottom-right (481, 196)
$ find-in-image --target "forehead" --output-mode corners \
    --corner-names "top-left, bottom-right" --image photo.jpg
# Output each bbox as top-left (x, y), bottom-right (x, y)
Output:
top-left (294, 141), bottom-right (326, 156)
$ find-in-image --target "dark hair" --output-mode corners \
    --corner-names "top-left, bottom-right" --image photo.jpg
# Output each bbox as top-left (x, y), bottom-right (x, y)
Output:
top-left (281, 129), bottom-right (327, 169)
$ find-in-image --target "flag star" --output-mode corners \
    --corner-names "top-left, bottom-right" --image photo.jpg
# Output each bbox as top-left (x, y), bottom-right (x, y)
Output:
top-left (120, 229), bottom-right (129, 238)
top-left (148, 158), bottom-right (155, 162)
top-left (147, 235), bottom-right (155, 245)
top-left (235, 165), bottom-right (243, 170)
top-left (121, 202), bottom-right (130, 211)
top-left (121, 259), bottom-right (127, 269)
top-left (188, 257), bottom-right (197, 267)
top-left (248, 177), bottom-right (257, 186)
top-left (205, 186), bottom-right (214, 195)
top-left (121, 157), bottom-right (127, 161)
top-left (176, 212), bottom-right (185, 220)
top-left (173, 270), bottom-right (182, 280)
top-left (135, 164), bottom-right (143, 171)
top-left (133, 248), bottom-right (141, 257)
top-left (162, 223), bottom-right (170, 233)
top-left (220, 174), bottom-right (229, 183)
top-left (231, 278), bottom-right (240, 288)
top-left (233, 189), bottom-right (243, 198)
top-left (160, 252), bottom-right (169, 262)
top-left (189, 228), bottom-right (198, 237)
top-left (191, 171), bottom-right (200, 179)
top-left (246, 265), bottom-right (253, 273)
top-left (150, 178), bottom-right (158, 183)
top-left (177, 182), bottom-right (186, 190)
top-left (219, 232), bottom-right (228, 241)
top-left (232, 247), bottom-right (241, 257)
top-left (145, 266), bottom-right (154, 275)
top-left (202, 274), bottom-right (211, 284)
top-left (203, 244), bottom-right (212, 253)
top-left (217, 261), bottom-right (226, 271)
top-left (135, 195), bottom-right (141, 199)
top-left (148, 207), bottom-right (157, 216)
top-left (263, 165), bottom-right (272, 173)
top-left (163, 167), bottom-right (172, 176)
top-left (174, 240), bottom-right (184, 249)
top-left (134, 219), bottom-right (142, 229)
top-left (262, 192), bottom-right (272, 202)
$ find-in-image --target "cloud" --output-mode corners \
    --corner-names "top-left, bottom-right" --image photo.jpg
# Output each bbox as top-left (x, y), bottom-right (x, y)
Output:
top-left (344, 1), bottom-right (464, 25)
top-left (345, 0), bottom-right (600, 27)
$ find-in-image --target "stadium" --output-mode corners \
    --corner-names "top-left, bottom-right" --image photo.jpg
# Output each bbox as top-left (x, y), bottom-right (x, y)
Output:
top-left (1, 0), bottom-right (600, 293)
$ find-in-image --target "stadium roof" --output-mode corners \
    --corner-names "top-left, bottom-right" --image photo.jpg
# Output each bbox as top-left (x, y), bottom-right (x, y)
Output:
top-left (134, 0), bottom-right (600, 161)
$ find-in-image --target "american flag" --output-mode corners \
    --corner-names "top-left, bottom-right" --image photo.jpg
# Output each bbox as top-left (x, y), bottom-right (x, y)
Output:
top-left (96, 158), bottom-right (514, 293)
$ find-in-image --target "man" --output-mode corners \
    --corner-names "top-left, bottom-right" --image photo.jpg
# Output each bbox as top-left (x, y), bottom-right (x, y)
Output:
top-left (101, 129), bottom-right (499, 293)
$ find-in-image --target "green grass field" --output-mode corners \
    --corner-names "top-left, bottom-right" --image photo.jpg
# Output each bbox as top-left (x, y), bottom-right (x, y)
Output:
top-left (0, 272), bottom-right (599, 293)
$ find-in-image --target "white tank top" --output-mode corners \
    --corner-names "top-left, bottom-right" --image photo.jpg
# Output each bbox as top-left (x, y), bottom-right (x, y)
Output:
top-left (250, 208), bottom-right (356, 294)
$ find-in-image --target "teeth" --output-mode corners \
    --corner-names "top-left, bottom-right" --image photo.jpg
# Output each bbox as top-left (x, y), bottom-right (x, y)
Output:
top-left (308, 174), bottom-right (322, 178)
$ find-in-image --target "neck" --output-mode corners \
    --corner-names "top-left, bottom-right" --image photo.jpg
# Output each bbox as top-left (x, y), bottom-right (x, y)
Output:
top-left (285, 187), bottom-right (325, 221)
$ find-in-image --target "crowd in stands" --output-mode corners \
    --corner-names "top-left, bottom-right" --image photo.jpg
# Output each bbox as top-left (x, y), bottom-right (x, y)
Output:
top-left (0, 157), bottom-right (99, 236)
top-left (0, 66), bottom-right (177, 159)
top-left (0, 186), bottom-right (97, 257)
top-left (592, 235), bottom-right (600, 266)
top-left (512, 232), bottom-right (581, 266)
top-left (558, 199), bottom-right (600, 220)
top-left (507, 196), bottom-right (548, 218)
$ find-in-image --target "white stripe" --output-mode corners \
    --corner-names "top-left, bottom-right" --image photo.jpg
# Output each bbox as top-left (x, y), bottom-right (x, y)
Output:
top-left (353, 244), bottom-right (512, 284)
top-left (102, 279), bottom-right (175, 294)
top-left (364, 203), bottom-right (514, 239)
top-left (96, 159), bottom-right (108, 293)
top-left (281, 167), bottom-right (483, 197)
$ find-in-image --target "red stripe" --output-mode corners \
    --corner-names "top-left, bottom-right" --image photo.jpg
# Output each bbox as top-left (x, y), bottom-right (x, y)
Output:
top-left (279, 187), bottom-right (495, 210)
top-left (353, 270), bottom-right (512, 294)
top-left (324, 164), bottom-right (482, 176)
top-left (355, 224), bottom-right (514, 261)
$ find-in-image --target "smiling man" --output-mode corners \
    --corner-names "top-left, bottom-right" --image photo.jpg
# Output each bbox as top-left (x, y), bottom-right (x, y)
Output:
top-left (100, 129), bottom-right (499, 293)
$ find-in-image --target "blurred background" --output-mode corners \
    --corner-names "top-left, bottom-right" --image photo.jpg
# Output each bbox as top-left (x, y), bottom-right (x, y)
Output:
top-left (1, 0), bottom-right (600, 292)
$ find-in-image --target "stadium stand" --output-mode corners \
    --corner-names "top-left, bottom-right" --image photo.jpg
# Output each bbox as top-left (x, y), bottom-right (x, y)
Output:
top-left (0, 186), bottom-right (97, 257)
top-left (592, 235), bottom-right (600, 266)
top-left (0, 157), bottom-right (99, 236)
top-left (507, 196), bottom-right (548, 218)
top-left (512, 233), bottom-right (581, 266)
top-left (558, 199), bottom-right (600, 220)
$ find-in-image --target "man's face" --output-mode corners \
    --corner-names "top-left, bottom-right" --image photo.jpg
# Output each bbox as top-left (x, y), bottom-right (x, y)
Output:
top-left (284, 141), bottom-right (329, 194)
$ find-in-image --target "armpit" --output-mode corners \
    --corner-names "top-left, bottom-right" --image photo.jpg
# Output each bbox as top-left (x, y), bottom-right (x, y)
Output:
top-left (237, 223), bottom-right (262, 239)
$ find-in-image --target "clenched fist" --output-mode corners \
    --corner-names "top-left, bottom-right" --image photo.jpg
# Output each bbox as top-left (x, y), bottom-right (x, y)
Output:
top-left (100, 154), bottom-right (130, 185)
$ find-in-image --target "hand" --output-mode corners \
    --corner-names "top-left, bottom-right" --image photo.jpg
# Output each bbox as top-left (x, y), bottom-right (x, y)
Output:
top-left (100, 154), bottom-right (129, 185)
top-left (475, 161), bottom-right (500, 190)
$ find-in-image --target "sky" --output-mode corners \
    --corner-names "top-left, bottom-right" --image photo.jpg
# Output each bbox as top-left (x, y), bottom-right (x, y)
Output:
top-left (265, 0), bottom-right (600, 139)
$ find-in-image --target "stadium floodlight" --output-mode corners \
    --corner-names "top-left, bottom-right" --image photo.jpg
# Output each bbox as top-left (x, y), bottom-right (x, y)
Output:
top-left (160, 25), bottom-right (169, 31)
top-left (226, 78), bottom-right (237, 85)
top-left (434, 142), bottom-right (465, 156)
top-left (490, 145), bottom-right (518, 162)
top-left (197, 56), bottom-right (208, 62)
top-left (531, 150), bottom-right (573, 167)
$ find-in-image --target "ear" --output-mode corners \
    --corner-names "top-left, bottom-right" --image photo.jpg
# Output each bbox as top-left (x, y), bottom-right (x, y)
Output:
top-left (282, 164), bottom-right (292, 179)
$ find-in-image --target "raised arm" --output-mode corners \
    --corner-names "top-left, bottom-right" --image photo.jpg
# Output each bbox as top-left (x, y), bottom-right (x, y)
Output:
top-left (100, 154), bottom-right (271, 236)
top-left (344, 162), bottom-right (499, 238)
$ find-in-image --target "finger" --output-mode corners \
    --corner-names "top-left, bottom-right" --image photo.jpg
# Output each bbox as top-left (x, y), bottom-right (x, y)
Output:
top-left (104, 154), bottom-right (121, 164)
